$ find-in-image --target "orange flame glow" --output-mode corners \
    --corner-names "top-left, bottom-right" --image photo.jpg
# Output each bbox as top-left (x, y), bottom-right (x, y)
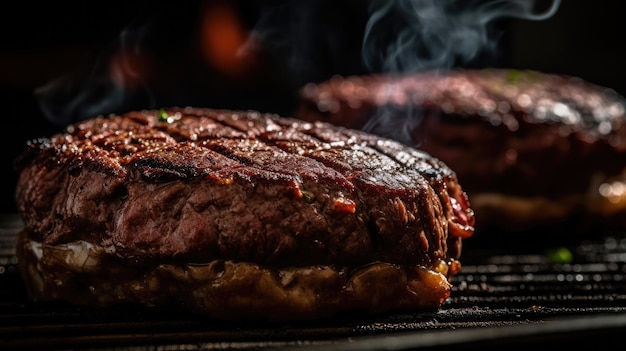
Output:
top-left (199, 0), bottom-right (257, 78)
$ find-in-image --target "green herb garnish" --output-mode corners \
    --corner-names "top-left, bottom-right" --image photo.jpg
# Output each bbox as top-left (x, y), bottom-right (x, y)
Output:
top-left (506, 69), bottom-right (521, 84)
top-left (546, 247), bottom-right (573, 264)
top-left (158, 109), bottom-right (169, 122)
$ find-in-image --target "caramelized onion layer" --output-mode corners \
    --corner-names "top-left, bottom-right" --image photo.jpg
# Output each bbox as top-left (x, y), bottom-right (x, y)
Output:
top-left (16, 231), bottom-right (458, 321)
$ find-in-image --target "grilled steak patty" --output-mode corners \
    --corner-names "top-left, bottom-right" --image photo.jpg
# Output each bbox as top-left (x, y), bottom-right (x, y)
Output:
top-left (296, 69), bottom-right (626, 235)
top-left (14, 107), bottom-right (474, 321)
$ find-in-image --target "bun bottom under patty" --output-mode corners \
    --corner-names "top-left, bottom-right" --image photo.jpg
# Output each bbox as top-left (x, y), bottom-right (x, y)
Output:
top-left (16, 230), bottom-right (460, 321)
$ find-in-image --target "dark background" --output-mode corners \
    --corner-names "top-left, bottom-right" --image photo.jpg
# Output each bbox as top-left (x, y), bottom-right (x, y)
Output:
top-left (1, 0), bottom-right (625, 213)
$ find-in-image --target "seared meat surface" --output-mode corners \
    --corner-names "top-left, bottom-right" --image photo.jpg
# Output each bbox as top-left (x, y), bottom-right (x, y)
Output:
top-left (14, 107), bottom-right (475, 320)
top-left (16, 107), bottom-right (473, 266)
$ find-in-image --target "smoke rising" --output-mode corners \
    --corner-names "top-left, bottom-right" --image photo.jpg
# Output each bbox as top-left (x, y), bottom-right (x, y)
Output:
top-left (362, 0), bottom-right (561, 73)
top-left (355, 0), bottom-right (562, 144)
top-left (247, 0), bottom-right (369, 85)
top-left (35, 25), bottom-right (157, 126)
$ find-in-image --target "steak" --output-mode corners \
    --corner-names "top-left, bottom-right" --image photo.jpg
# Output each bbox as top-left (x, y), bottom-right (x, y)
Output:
top-left (14, 107), bottom-right (475, 321)
top-left (295, 69), bottom-right (626, 239)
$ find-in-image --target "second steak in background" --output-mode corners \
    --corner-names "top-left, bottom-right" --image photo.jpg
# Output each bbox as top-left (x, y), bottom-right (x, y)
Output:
top-left (295, 69), bottom-right (626, 245)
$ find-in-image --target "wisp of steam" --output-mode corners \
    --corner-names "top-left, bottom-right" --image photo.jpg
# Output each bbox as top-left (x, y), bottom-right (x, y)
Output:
top-left (35, 25), bottom-right (156, 126)
top-left (358, 0), bottom-right (561, 143)
top-left (362, 0), bottom-right (561, 73)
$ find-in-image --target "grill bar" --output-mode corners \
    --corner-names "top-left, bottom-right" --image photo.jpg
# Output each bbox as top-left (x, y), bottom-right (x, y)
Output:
top-left (2, 214), bottom-right (626, 350)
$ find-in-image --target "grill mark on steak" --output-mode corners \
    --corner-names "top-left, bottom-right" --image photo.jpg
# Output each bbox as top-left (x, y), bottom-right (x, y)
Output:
top-left (15, 107), bottom-right (474, 268)
top-left (159, 109), bottom-right (452, 263)
top-left (286, 121), bottom-right (474, 251)
top-left (258, 117), bottom-right (455, 261)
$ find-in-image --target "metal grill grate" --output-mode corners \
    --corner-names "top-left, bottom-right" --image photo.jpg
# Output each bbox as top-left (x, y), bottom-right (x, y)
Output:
top-left (1, 214), bottom-right (626, 350)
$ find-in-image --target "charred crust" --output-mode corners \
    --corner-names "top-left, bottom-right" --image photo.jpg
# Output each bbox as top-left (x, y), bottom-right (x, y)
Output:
top-left (15, 107), bottom-right (475, 270)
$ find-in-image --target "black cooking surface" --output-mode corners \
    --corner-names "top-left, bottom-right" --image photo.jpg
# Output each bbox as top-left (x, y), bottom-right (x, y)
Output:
top-left (2, 213), bottom-right (626, 350)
